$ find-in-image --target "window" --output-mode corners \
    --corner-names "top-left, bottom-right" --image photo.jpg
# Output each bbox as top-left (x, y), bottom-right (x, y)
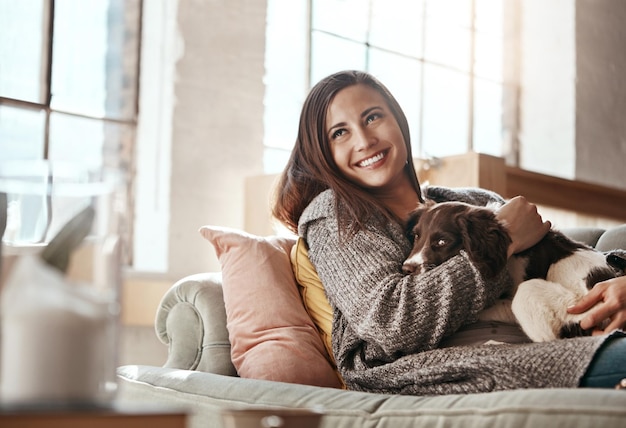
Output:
top-left (264, 0), bottom-right (515, 173)
top-left (0, 0), bottom-right (142, 260)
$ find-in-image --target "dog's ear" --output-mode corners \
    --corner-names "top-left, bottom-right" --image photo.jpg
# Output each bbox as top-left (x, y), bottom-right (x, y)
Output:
top-left (459, 207), bottom-right (511, 279)
top-left (405, 209), bottom-right (422, 240)
top-left (405, 200), bottom-right (434, 240)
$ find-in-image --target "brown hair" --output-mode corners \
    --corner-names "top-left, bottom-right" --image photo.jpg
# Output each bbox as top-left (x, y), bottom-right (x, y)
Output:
top-left (271, 70), bottom-right (423, 235)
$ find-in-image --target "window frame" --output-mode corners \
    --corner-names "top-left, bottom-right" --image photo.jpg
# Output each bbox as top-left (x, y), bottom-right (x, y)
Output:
top-left (0, 0), bottom-right (143, 264)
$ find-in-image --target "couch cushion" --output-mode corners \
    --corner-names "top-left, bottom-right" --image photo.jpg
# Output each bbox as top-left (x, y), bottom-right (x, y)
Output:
top-left (199, 226), bottom-right (342, 388)
top-left (118, 365), bottom-right (626, 428)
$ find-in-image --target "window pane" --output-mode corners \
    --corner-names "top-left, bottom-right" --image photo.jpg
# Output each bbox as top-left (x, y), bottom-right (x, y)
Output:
top-left (264, 0), bottom-right (308, 153)
top-left (475, 0), bottom-right (504, 35)
top-left (48, 114), bottom-right (104, 168)
top-left (473, 79), bottom-right (503, 156)
top-left (264, 147), bottom-right (292, 175)
top-left (310, 31), bottom-right (367, 85)
top-left (369, 0), bottom-right (424, 57)
top-left (475, 32), bottom-right (503, 82)
top-left (0, 0), bottom-right (47, 102)
top-left (424, 22), bottom-right (472, 72)
top-left (421, 64), bottom-right (469, 157)
top-left (312, 0), bottom-right (369, 42)
top-left (48, 113), bottom-right (134, 171)
top-left (367, 49), bottom-right (422, 154)
top-left (0, 106), bottom-right (46, 161)
top-left (51, 0), bottom-right (140, 120)
top-left (425, 0), bottom-right (472, 28)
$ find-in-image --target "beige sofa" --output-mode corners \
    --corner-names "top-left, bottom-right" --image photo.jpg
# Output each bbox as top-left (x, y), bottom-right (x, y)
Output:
top-left (117, 225), bottom-right (626, 428)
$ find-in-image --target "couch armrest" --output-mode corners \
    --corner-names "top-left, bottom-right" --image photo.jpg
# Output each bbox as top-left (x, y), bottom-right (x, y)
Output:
top-left (155, 272), bottom-right (237, 376)
top-left (562, 224), bottom-right (626, 252)
top-left (595, 224), bottom-right (626, 252)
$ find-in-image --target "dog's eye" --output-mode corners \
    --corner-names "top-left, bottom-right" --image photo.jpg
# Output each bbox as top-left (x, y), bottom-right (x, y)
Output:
top-left (435, 239), bottom-right (447, 247)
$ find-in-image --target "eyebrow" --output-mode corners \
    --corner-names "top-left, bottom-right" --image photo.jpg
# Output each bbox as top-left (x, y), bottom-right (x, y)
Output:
top-left (327, 105), bottom-right (383, 134)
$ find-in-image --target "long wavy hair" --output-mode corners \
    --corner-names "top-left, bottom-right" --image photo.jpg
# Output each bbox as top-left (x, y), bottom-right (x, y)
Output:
top-left (271, 70), bottom-right (424, 235)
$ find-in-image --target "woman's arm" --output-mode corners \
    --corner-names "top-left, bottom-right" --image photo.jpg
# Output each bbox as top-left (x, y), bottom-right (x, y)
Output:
top-left (304, 214), bottom-right (511, 358)
top-left (428, 187), bottom-right (551, 257)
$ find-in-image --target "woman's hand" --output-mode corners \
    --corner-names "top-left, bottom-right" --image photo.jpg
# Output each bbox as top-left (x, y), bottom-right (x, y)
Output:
top-left (495, 196), bottom-right (552, 257)
top-left (567, 275), bottom-right (626, 335)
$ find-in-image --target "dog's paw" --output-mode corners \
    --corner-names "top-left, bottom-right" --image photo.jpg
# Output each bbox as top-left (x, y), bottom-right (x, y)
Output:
top-left (558, 322), bottom-right (592, 339)
top-left (616, 378), bottom-right (626, 390)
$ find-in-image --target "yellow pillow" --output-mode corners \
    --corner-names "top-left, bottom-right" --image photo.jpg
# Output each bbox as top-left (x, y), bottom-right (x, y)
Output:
top-left (290, 238), bottom-right (345, 387)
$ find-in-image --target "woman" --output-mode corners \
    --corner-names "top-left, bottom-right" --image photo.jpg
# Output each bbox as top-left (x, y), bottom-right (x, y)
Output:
top-left (272, 70), bottom-right (626, 395)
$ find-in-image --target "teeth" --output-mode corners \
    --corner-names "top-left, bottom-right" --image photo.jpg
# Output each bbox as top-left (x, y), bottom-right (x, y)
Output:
top-left (359, 152), bottom-right (384, 167)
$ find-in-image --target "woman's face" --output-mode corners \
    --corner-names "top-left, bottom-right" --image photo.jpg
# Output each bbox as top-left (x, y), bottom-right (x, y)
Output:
top-left (326, 84), bottom-right (408, 191)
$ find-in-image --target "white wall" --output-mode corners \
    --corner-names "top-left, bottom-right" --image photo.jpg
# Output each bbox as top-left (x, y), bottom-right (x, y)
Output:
top-left (518, 0), bottom-right (576, 179)
top-left (135, 0), bottom-right (267, 278)
top-left (575, 0), bottom-right (626, 189)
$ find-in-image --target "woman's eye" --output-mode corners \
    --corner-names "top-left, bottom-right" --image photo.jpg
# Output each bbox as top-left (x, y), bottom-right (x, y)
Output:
top-left (332, 128), bottom-right (347, 139)
top-left (365, 113), bottom-right (381, 124)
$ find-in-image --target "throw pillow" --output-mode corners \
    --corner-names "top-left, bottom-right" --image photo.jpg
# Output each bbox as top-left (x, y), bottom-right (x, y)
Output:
top-left (199, 226), bottom-right (342, 388)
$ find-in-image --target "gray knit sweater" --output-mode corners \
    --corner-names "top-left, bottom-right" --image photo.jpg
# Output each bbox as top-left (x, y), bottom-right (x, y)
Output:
top-left (298, 186), bottom-right (617, 395)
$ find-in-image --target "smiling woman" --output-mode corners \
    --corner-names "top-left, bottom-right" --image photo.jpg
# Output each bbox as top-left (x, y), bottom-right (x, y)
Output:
top-left (272, 71), bottom-right (424, 235)
top-left (326, 85), bottom-right (410, 202)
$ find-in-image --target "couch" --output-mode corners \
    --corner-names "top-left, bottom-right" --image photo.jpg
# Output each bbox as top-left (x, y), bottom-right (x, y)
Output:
top-left (117, 225), bottom-right (626, 428)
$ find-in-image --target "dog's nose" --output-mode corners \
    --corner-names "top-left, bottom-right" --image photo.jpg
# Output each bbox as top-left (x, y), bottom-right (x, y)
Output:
top-left (402, 263), bottom-right (417, 275)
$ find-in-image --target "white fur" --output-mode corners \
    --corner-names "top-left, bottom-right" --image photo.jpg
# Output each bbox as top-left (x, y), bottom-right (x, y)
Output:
top-left (546, 249), bottom-right (606, 286)
top-left (511, 278), bottom-right (585, 342)
top-left (404, 251), bottom-right (427, 274)
top-left (509, 250), bottom-right (603, 342)
top-left (478, 299), bottom-right (516, 323)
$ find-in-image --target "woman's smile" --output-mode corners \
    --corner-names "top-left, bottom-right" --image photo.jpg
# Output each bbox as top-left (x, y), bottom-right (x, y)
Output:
top-left (356, 150), bottom-right (388, 168)
top-left (326, 84), bottom-right (408, 191)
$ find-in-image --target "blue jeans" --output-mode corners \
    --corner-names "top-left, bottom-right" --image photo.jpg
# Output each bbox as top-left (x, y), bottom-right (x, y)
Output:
top-left (580, 336), bottom-right (626, 388)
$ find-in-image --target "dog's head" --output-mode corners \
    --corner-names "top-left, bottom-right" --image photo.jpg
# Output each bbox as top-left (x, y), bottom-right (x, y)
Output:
top-left (606, 250), bottom-right (626, 277)
top-left (403, 201), bottom-right (511, 278)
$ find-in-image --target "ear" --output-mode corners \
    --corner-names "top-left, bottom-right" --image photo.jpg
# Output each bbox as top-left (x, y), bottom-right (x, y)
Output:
top-left (405, 208), bottom-right (423, 239)
top-left (460, 208), bottom-right (511, 279)
top-left (405, 200), bottom-right (434, 239)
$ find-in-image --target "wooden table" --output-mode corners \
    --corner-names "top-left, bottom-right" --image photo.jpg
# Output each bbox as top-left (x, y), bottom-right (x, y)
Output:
top-left (0, 406), bottom-right (187, 428)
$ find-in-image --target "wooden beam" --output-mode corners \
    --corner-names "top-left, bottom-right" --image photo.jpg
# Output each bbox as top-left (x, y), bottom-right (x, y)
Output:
top-left (505, 166), bottom-right (626, 223)
top-left (415, 152), bottom-right (626, 223)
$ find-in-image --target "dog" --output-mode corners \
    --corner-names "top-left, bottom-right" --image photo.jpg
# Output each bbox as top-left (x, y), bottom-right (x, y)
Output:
top-left (402, 200), bottom-right (626, 342)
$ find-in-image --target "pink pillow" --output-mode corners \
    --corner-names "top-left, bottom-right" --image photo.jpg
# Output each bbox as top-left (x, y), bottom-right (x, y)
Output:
top-left (199, 226), bottom-right (342, 388)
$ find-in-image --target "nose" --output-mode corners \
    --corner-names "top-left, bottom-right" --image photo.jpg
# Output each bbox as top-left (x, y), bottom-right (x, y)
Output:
top-left (354, 127), bottom-right (376, 151)
top-left (402, 262), bottom-right (417, 275)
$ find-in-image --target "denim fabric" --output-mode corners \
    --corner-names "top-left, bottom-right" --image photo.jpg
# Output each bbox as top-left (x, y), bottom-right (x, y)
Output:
top-left (580, 336), bottom-right (626, 388)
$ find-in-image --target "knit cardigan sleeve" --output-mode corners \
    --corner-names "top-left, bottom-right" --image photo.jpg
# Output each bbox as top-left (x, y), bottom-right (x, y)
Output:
top-left (298, 188), bottom-right (512, 364)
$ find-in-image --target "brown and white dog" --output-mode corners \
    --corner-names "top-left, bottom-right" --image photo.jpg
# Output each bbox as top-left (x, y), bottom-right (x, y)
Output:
top-left (402, 200), bottom-right (626, 342)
